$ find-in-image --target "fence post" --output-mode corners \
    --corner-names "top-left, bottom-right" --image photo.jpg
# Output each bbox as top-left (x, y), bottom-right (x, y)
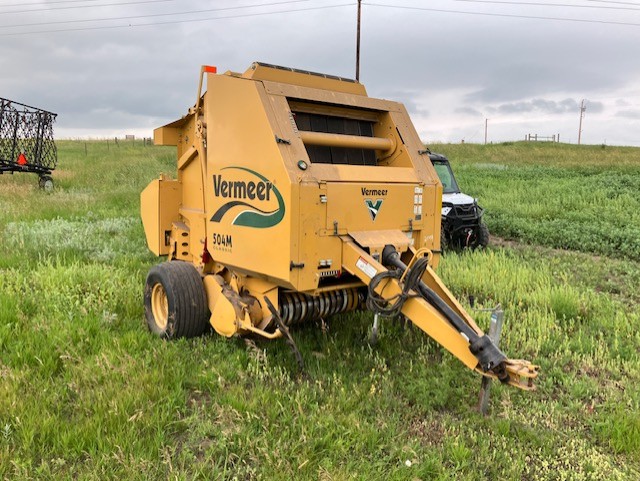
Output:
top-left (478, 307), bottom-right (504, 415)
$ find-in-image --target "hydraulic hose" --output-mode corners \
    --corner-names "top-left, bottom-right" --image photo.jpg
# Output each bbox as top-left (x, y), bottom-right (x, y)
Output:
top-left (366, 255), bottom-right (430, 317)
top-left (380, 245), bottom-right (510, 382)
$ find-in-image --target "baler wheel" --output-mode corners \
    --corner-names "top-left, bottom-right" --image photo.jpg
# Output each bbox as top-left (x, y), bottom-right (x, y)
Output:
top-left (144, 261), bottom-right (209, 339)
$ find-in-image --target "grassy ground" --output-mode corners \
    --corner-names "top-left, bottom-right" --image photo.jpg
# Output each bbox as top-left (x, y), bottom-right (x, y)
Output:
top-left (1, 140), bottom-right (639, 480)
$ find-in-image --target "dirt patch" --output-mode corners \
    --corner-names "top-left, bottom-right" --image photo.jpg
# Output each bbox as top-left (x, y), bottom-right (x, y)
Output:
top-left (407, 417), bottom-right (446, 446)
top-left (187, 389), bottom-right (213, 411)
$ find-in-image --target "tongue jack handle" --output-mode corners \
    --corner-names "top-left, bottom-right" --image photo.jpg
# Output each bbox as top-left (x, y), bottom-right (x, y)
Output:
top-left (380, 246), bottom-right (510, 383)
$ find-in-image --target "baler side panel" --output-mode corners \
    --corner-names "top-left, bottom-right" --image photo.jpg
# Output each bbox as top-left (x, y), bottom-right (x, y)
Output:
top-left (325, 182), bottom-right (416, 233)
top-left (173, 111), bottom-right (207, 265)
top-left (296, 182), bottom-right (345, 291)
top-left (256, 92), bottom-right (311, 289)
top-left (204, 75), bottom-right (294, 286)
top-left (140, 178), bottom-right (182, 256)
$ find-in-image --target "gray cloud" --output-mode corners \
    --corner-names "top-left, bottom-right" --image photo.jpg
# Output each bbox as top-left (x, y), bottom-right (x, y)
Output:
top-left (616, 110), bottom-right (640, 120)
top-left (1, 1), bottom-right (638, 144)
top-left (382, 89), bottom-right (430, 117)
top-left (488, 98), bottom-right (604, 116)
top-left (455, 107), bottom-right (483, 117)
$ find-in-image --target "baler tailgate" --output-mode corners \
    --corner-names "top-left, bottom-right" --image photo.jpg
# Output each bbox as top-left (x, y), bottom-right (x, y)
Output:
top-left (340, 235), bottom-right (538, 390)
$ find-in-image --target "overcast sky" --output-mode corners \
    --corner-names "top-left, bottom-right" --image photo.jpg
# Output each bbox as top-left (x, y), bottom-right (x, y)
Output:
top-left (1, 0), bottom-right (639, 146)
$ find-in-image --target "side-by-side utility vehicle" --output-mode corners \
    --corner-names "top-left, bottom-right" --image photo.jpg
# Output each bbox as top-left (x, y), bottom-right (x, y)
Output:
top-left (429, 152), bottom-right (489, 250)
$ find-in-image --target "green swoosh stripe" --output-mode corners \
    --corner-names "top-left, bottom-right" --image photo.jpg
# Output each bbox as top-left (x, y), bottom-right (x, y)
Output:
top-left (210, 200), bottom-right (277, 223)
top-left (211, 166), bottom-right (285, 229)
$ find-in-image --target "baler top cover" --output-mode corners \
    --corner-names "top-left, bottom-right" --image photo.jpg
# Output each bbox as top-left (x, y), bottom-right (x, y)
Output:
top-left (152, 61), bottom-right (441, 293)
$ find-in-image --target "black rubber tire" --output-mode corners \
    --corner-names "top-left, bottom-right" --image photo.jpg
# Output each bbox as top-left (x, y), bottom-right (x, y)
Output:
top-left (474, 223), bottom-right (490, 249)
top-left (144, 261), bottom-right (209, 339)
top-left (39, 175), bottom-right (54, 192)
top-left (440, 228), bottom-right (447, 255)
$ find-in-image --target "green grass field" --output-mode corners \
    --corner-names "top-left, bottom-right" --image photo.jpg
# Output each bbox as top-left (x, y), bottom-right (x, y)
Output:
top-left (1, 140), bottom-right (639, 480)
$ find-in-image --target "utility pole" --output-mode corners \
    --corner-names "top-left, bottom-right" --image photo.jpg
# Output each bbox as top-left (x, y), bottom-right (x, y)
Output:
top-left (356, 0), bottom-right (362, 82)
top-left (578, 99), bottom-right (586, 145)
top-left (484, 118), bottom-right (488, 145)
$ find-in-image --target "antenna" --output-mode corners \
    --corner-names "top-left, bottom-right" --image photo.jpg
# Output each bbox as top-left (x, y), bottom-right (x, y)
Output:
top-left (356, 0), bottom-right (362, 81)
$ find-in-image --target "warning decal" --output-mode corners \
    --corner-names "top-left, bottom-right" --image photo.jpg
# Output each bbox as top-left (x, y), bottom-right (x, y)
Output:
top-left (356, 256), bottom-right (378, 279)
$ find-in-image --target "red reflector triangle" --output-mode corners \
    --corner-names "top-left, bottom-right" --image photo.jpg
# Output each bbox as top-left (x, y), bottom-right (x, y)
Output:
top-left (17, 153), bottom-right (27, 165)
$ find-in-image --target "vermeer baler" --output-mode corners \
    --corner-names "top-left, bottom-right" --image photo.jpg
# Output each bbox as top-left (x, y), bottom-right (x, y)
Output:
top-left (142, 62), bottom-right (538, 389)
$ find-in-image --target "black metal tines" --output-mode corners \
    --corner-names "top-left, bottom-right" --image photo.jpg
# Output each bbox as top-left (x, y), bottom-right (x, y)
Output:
top-left (0, 97), bottom-right (58, 171)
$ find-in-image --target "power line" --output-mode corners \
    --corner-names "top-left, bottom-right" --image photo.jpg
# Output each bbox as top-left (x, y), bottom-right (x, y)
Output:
top-left (450, 0), bottom-right (640, 11)
top-left (586, 0), bottom-right (640, 6)
top-left (0, 0), bottom-right (180, 15)
top-left (4, 0), bottom-right (639, 36)
top-left (0, 0), bottom-right (315, 28)
top-left (0, 0), bottom-right (104, 5)
top-left (0, 3), bottom-right (352, 37)
top-left (367, 3), bottom-right (640, 27)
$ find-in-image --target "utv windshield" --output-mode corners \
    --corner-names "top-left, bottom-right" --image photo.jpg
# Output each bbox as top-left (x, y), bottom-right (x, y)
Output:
top-left (431, 160), bottom-right (460, 194)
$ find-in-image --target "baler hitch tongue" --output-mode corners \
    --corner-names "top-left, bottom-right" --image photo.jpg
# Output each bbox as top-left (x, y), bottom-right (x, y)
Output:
top-left (501, 360), bottom-right (539, 390)
top-left (378, 245), bottom-right (540, 391)
top-left (341, 240), bottom-right (539, 391)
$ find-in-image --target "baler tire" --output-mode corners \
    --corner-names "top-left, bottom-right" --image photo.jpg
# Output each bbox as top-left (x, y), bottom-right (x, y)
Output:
top-left (440, 229), bottom-right (447, 255)
top-left (144, 261), bottom-right (209, 339)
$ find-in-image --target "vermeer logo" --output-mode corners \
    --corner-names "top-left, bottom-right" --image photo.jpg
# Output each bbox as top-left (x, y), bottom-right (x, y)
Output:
top-left (365, 199), bottom-right (383, 221)
top-left (361, 187), bottom-right (388, 196)
top-left (210, 166), bottom-right (285, 228)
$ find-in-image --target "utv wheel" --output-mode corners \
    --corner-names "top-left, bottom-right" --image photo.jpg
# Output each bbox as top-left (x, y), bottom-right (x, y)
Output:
top-left (144, 261), bottom-right (209, 339)
top-left (473, 223), bottom-right (490, 249)
top-left (440, 229), bottom-right (447, 255)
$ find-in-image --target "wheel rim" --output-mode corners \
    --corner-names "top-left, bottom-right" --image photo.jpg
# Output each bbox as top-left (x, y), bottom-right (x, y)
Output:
top-left (151, 283), bottom-right (169, 330)
top-left (43, 180), bottom-right (54, 192)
